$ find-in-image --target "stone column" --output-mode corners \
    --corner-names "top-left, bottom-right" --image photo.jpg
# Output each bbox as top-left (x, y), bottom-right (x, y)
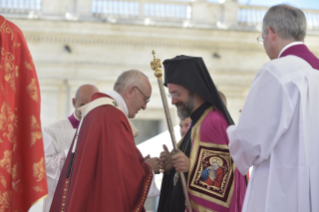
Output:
top-left (192, 0), bottom-right (210, 25)
top-left (39, 78), bottom-right (68, 125)
top-left (41, 0), bottom-right (76, 16)
top-left (76, 0), bottom-right (93, 18)
top-left (41, 0), bottom-right (62, 16)
top-left (139, 1), bottom-right (145, 20)
top-left (222, 0), bottom-right (239, 27)
top-left (192, 0), bottom-right (223, 25)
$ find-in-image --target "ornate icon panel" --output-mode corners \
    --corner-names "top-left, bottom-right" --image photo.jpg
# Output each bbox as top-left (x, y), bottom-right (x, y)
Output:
top-left (189, 143), bottom-right (235, 208)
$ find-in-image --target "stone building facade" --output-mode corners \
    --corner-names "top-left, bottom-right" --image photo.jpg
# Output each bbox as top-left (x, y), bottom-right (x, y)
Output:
top-left (1, 0), bottom-right (319, 211)
top-left (3, 0), bottom-right (319, 137)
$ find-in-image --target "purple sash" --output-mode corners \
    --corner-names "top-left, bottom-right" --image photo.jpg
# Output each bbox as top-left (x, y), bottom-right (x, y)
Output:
top-left (280, 44), bottom-right (319, 70)
top-left (68, 114), bottom-right (80, 129)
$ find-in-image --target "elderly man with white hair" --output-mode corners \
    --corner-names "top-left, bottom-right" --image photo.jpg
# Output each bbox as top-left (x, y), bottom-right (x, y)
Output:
top-left (227, 4), bottom-right (319, 212)
top-left (50, 70), bottom-right (159, 212)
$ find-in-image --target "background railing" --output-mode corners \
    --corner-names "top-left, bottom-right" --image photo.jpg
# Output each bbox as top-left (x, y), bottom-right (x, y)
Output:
top-left (305, 10), bottom-right (319, 30)
top-left (1, 0), bottom-right (318, 31)
top-left (143, 1), bottom-right (191, 20)
top-left (0, 0), bottom-right (41, 14)
top-left (92, 0), bottom-right (191, 21)
top-left (237, 5), bottom-right (319, 30)
top-left (237, 5), bottom-right (267, 26)
top-left (93, 0), bottom-right (140, 18)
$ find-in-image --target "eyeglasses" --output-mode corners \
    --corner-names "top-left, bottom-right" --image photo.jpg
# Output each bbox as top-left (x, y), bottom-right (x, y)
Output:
top-left (257, 28), bottom-right (274, 45)
top-left (168, 88), bottom-right (184, 99)
top-left (257, 34), bottom-right (263, 45)
top-left (134, 86), bottom-right (150, 104)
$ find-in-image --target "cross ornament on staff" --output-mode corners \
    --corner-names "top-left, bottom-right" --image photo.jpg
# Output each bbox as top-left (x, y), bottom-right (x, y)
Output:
top-left (150, 50), bottom-right (193, 212)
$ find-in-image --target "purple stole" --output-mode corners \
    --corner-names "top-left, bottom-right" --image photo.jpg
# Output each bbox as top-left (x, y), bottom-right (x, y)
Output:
top-left (68, 114), bottom-right (80, 129)
top-left (280, 44), bottom-right (319, 70)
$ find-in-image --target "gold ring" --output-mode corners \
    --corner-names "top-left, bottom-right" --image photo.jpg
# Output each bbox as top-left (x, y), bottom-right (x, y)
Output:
top-left (159, 164), bottom-right (162, 169)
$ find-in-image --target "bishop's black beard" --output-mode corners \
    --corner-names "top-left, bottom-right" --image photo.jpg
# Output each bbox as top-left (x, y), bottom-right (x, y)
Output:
top-left (176, 91), bottom-right (195, 120)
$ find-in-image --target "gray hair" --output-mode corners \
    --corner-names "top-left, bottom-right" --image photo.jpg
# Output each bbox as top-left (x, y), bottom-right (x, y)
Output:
top-left (263, 4), bottom-right (307, 41)
top-left (114, 70), bottom-right (148, 93)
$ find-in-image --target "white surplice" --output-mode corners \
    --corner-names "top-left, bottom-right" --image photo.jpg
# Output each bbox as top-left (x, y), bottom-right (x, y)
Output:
top-left (227, 55), bottom-right (319, 212)
top-left (42, 116), bottom-right (77, 212)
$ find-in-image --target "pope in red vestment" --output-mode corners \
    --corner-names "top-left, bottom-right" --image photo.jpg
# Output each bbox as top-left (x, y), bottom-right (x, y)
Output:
top-left (0, 16), bottom-right (48, 211)
top-left (50, 93), bottom-right (153, 212)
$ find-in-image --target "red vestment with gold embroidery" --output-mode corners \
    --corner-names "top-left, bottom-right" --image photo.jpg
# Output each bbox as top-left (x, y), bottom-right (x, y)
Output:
top-left (0, 15), bottom-right (48, 212)
top-left (50, 93), bottom-right (152, 212)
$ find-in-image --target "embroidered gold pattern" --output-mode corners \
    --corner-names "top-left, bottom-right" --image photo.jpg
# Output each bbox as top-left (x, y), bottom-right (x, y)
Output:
top-left (0, 102), bottom-right (18, 151)
top-left (0, 150), bottom-right (12, 174)
top-left (25, 61), bottom-right (33, 70)
top-left (12, 42), bottom-right (21, 50)
top-left (190, 145), bottom-right (234, 202)
top-left (30, 115), bottom-right (42, 146)
top-left (33, 157), bottom-right (45, 182)
top-left (27, 78), bottom-right (39, 102)
top-left (134, 164), bottom-right (153, 212)
top-left (12, 163), bottom-right (17, 180)
top-left (60, 179), bottom-right (70, 212)
top-left (191, 200), bottom-right (217, 212)
top-left (0, 84), bottom-right (5, 95)
top-left (0, 21), bottom-right (14, 41)
top-left (0, 17), bottom-right (47, 211)
top-left (0, 174), bottom-right (6, 188)
top-left (188, 107), bottom-right (235, 208)
top-left (0, 48), bottom-right (19, 91)
top-left (0, 191), bottom-right (10, 212)
top-left (33, 186), bottom-right (44, 192)
top-left (0, 19), bottom-right (6, 31)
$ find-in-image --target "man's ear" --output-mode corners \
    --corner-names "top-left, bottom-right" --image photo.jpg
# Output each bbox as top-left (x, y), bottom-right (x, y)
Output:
top-left (267, 27), bottom-right (276, 40)
top-left (72, 98), bottom-right (76, 108)
top-left (125, 86), bottom-right (135, 99)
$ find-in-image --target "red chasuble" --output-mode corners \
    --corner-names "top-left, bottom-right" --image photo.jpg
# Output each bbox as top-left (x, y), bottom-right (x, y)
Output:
top-left (50, 93), bottom-right (152, 212)
top-left (0, 16), bottom-right (48, 211)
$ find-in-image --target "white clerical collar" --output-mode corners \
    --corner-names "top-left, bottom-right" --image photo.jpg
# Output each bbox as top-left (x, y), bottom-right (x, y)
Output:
top-left (73, 112), bottom-right (80, 121)
top-left (105, 90), bottom-right (129, 117)
top-left (278, 41), bottom-right (304, 58)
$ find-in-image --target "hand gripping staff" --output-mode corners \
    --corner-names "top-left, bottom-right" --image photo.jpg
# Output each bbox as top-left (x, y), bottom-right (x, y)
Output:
top-left (150, 50), bottom-right (193, 212)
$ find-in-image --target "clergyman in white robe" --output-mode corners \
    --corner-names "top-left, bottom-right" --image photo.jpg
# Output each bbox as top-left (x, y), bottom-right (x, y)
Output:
top-left (227, 41), bottom-right (319, 212)
top-left (42, 113), bottom-right (79, 212)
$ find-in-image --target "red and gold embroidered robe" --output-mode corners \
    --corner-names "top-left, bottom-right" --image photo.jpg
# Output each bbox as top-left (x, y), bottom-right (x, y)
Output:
top-left (0, 15), bottom-right (48, 212)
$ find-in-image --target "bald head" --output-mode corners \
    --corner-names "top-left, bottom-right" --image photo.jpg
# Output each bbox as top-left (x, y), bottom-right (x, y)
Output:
top-left (73, 84), bottom-right (99, 119)
top-left (114, 70), bottom-right (152, 118)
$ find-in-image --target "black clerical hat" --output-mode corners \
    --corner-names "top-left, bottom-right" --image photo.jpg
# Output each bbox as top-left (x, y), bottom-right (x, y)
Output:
top-left (163, 55), bottom-right (234, 125)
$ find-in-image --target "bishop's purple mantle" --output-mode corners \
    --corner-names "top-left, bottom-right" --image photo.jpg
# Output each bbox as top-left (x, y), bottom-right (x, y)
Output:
top-left (68, 114), bottom-right (80, 129)
top-left (280, 44), bottom-right (319, 70)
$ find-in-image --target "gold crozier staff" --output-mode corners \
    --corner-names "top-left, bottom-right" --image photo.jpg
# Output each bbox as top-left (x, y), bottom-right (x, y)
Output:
top-left (150, 50), bottom-right (192, 212)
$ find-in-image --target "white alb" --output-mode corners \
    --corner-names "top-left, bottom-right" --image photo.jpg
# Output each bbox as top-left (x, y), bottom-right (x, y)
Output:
top-left (42, 116), bottom-right (77, 212)
top-left (227, 54), bottom-right (319, 212)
